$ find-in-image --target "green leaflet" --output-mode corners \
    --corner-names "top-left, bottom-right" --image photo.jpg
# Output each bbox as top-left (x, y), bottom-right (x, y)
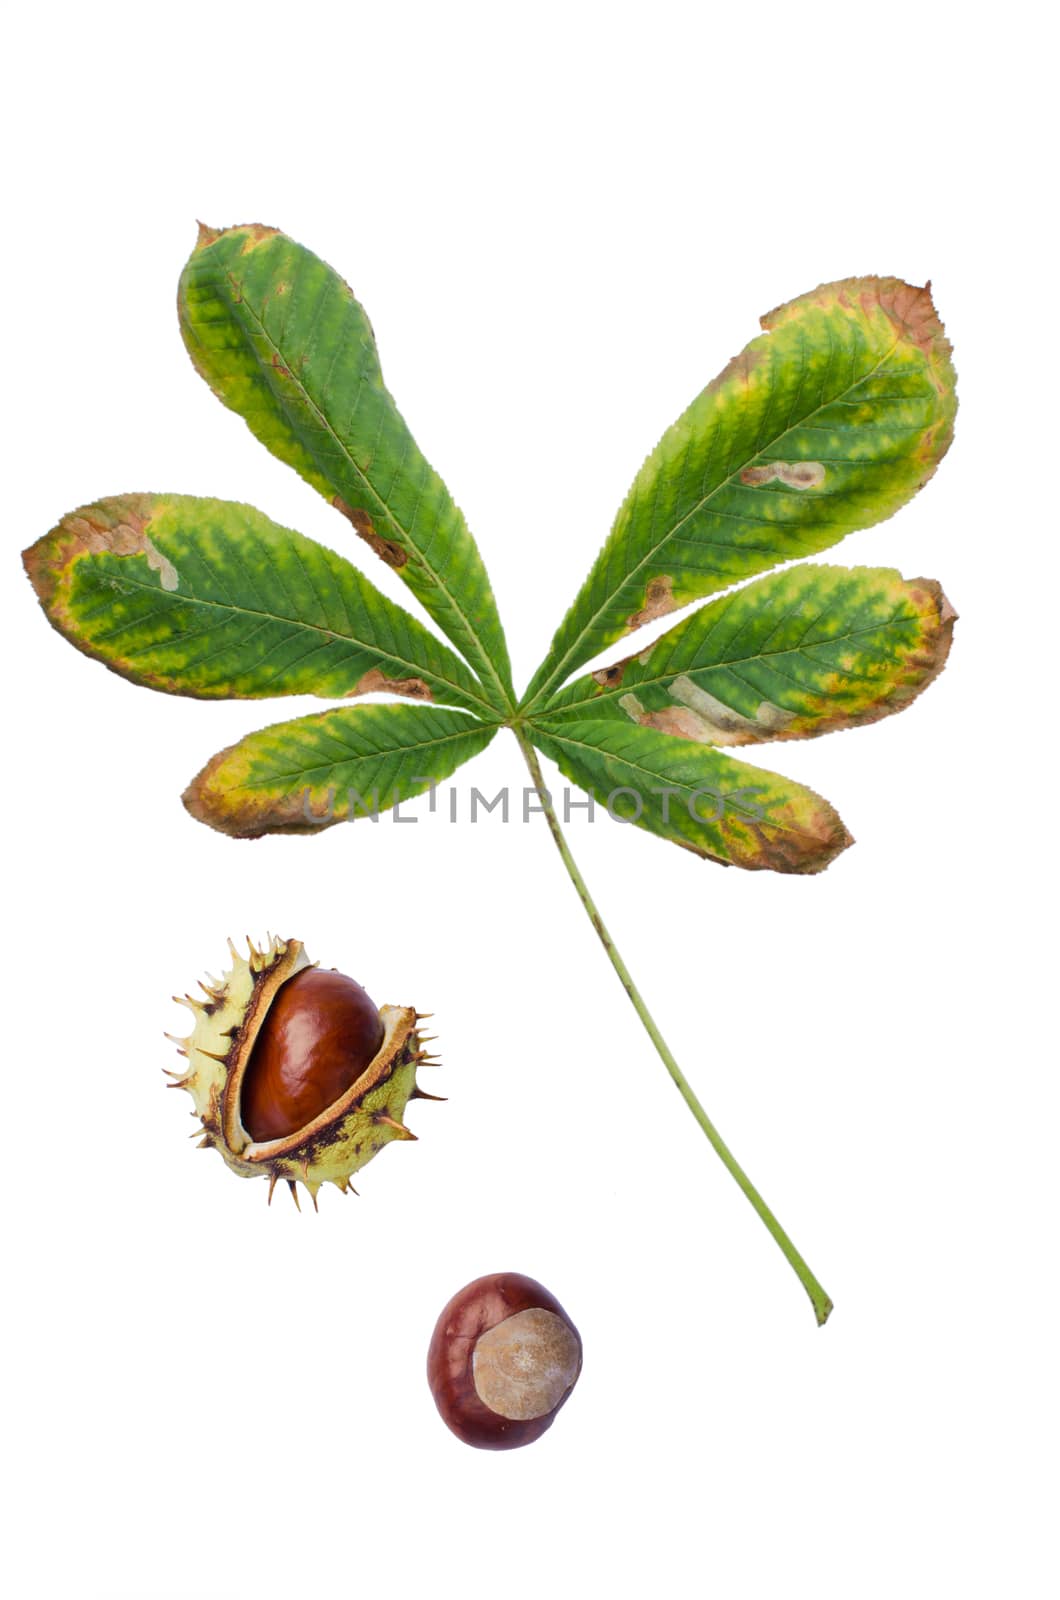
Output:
top-left (524, 277), bottom-right (957, 709)
top-left (183, 703), bottom-right (496, 839)
top-left (536, 565), bottom-right (955, 744)
top-left (178, 225), bottom-right (513, 711)
top-left (23, 495), bottom-right (495, 717)
top-left (529, 718), bottom-right (851, 873)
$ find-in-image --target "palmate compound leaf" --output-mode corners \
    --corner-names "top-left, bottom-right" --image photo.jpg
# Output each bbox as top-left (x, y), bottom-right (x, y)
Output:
top-left (523, 277), bottom-right (957, 711)
top-left (529, 719), bottom-right (852, 873)
top-left (535, 564), bottom-right (956, 745)
top-left (178, 224), bottom-right (514, 712)
top-left (183, 703), bottom-right (497, 839)
top-left (22, 494), bottom-right (495, 717)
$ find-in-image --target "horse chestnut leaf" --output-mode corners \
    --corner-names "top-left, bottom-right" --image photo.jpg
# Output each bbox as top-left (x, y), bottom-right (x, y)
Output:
top-left (427, 1272), bottom-right (582, 1449)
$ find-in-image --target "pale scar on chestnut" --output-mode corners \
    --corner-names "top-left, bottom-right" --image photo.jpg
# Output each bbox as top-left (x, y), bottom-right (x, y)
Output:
top-left (472, 1308), bottom-right (582, 1422)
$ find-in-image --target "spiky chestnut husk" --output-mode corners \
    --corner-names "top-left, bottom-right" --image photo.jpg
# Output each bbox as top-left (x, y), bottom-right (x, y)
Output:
top-left (165, 936), bottom-right (439, 1208)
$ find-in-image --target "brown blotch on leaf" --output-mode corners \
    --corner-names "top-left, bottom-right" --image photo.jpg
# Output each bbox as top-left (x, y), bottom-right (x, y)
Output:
top-left (773, 577), bottom-right (956, 742)
top-left (618, 684), bottom-right (796, 748)
top-left (347, 669), bottom-right (433, 702)
top-left (636, 705), bottom-right (713, 741)
top-left (748, 807), bottom-right (855, 876)
top-left (709, 780), bottom-right (854, 875)
top-left (761, 277), bottom-right (955, 407)
top-left (22, 496), bottom-right (175, 608)
top-left (869, 279), bottom-right (946, 361)
top-left (881, 578), bottom-right (957, 707)
top-left (332, 497), bottom-right (407, 568)
top-left (740, 461), bottom-right (825, 490)
top-left (627, 575), bottom-right (675, 632)
top-left (868, 279), bottom-right (955, 404)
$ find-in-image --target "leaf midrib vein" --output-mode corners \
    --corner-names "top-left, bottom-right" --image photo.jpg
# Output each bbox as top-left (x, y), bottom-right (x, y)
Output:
top-left (537, 611), bottom-right (920, 720)
top-left (222, 270), bottom-right (513, 712)
top-left (241, 721), bottom-right (491, 787)
top-left (532, 726), bottom-right (824, 840)
top-left (81, 566), bottom-right (494, 715)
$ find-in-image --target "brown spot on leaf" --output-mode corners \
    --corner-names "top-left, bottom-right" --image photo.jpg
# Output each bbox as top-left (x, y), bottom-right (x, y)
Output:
top-left (592, 663), bottom-right (626, 689)
top-left (740, 460), bottom-right (825, 490)
top-left (587, 642), bottom-right (654, 694)
top-left (238, 223), bottom-right (281, 253)
top-left (627, 575), bottom-right (675, 632)
top-left (182, 743), bottom-right (318, 841)
top-left (704, 344), bottom-right (765, 399)
top-left (346, 669), bottom-right (433, 702)
top-left (193, 221), bottom-right (280, 255)
top-left (332, 496), bottom-right (407, 568)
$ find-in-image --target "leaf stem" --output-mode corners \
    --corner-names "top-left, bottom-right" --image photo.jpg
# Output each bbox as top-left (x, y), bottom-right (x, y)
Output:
top-left (514, 727), bottom-right (833, 1326)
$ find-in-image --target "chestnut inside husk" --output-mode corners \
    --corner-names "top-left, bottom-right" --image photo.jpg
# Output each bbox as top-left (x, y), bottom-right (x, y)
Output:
top-left (167, 936), bottom-right (436, 1206)
top-left (241, 968), bottom-right (385, 1141)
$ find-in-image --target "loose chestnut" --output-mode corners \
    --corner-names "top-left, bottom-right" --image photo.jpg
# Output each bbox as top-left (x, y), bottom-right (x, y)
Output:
top-left (427, 1272), bottom-right (582, 1449)
top-left (167, 936), bottom-right (437, 1206)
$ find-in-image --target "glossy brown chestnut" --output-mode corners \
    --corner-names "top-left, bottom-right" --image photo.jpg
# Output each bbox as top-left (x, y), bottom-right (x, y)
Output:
top-left (241, 967), bottom-right (384, 1142)
top-left (427, 1272), bottom-right (582, 1450)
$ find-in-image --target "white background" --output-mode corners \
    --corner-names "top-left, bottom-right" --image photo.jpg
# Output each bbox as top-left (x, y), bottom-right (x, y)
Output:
top-left (4, 4), bottom-right (1056, 1597)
